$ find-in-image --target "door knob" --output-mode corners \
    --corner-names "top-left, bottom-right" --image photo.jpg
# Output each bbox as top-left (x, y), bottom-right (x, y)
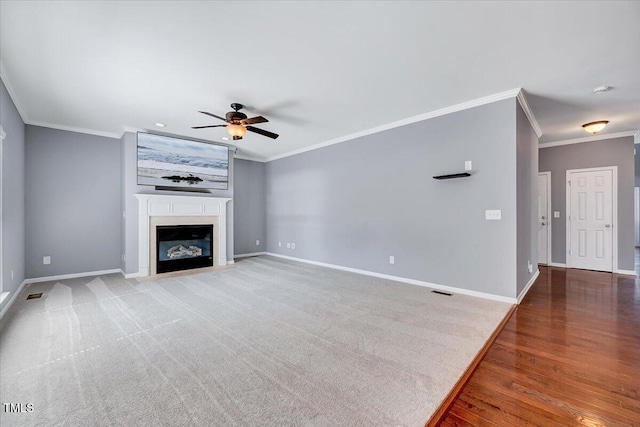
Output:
top-left (541, 222), bottom-right (546, 226)
top-left (541, 216), bottom-right (546, 219)
top-left (605, 224), bottom-right (611, 228)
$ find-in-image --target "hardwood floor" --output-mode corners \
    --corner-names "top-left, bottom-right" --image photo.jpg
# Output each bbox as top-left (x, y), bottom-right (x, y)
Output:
top-left (437, 257), bottom-right (640, 427)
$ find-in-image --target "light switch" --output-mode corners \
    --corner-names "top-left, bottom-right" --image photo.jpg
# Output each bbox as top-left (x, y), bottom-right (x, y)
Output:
top-left (554, 211), bottom-right (560, 218)
top-left (485, 210), bottom-right (502, 220)
top-left (464, 161), bottom-right (472, 171)
top-left (43, 256), bottom-right (51, 265)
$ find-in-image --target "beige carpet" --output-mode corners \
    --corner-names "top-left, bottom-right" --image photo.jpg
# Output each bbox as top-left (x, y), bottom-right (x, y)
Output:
top-left (0, 256), bottom-right (511, 426)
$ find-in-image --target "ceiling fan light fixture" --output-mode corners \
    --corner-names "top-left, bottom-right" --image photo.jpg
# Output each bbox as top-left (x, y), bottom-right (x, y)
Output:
top-left (226, 124), bottom-right (246, 137)
top-left (582, 120), bottom-right (609, 134)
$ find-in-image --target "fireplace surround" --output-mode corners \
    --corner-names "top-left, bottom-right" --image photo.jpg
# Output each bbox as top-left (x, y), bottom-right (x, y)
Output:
top-left (135, 194), bottom-right (231, 277)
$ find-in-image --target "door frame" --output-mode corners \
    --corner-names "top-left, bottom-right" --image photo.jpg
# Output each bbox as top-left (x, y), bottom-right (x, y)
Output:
top-left (539, 171), bottom-right (552, 265)
top-left (565, 166), bottom-right (618, 272)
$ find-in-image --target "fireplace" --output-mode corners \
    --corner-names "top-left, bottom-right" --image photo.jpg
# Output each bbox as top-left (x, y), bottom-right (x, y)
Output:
top-left (134, 195), bottom-right (230, 277)
top-left (156, 224), bottom-right (213, 274)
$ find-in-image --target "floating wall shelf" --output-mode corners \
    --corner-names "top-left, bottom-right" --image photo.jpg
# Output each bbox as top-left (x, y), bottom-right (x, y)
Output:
top-left (433, 173), bottom-right (471, 180)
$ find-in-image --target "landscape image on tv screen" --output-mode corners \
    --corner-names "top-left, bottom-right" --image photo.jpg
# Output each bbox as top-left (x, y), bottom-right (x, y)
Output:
top-left (137, 132), bottom-right (229, 190)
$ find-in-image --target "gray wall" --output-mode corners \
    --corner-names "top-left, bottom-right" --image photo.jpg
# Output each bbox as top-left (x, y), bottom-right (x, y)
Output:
top-left (234, 159), bottom-right (266, 255)
top-left (120, 132), bottom-right (235, 275)
top-left (539, 136), bottom-right (635, 271)
top-left (266, 99), bottom-right (520, 299)
top-left (1, 79), bottom-right (26, 309)
top-left (516, 103), bottom-right (538, 296)
top-left (25, 125), bottom-right (121, 278)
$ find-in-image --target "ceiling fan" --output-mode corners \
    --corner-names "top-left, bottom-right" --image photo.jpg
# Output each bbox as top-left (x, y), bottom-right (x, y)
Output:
top-left (192, 103), bottom-right (279, 140)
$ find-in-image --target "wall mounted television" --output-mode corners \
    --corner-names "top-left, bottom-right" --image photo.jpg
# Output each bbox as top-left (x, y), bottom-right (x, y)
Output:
top-left (137, 132), bottom-right (229, 190)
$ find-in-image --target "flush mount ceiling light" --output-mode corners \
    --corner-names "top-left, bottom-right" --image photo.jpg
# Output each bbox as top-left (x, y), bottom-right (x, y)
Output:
top-left (592, 85), bottom-right (613, 94)
top-left (582, 120), bottom-right (609, 134)
top-left (154, 122), bottom-right (166, 128)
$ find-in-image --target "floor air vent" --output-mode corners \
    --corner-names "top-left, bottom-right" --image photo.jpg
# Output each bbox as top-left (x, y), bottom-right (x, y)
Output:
top-left (431, 290), bottom-right (453, 296)
top-left (26, 293), bottom-right (43, 300)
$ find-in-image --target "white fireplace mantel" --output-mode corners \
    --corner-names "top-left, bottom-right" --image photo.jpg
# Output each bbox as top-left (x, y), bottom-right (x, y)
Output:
top-left (134, 194), bottom-right (231, 277)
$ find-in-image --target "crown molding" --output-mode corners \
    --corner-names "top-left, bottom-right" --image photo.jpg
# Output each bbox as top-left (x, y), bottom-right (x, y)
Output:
top-left (538, 130), bottom-right (638, 149)
top-left (234, 153), bottom-right (266, 162)
top-left (265, 88), bottom-right (523, 162)
top-left (0, 62), bottom-right (29, 122)
top-left (516, 90), bottom-right (543, 138)
top-left (27, 121), bottom-right (122, 139)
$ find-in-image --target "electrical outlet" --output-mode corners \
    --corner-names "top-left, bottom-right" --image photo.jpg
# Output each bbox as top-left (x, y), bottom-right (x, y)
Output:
top-left (286, 243), bottom-right (291, 248)
top-left (43, 256), bottom-right (51, 265)
top-left (256, 240), bottom-right (260, 246)
top-left (465, 160), bottom-right (472, 171)
top-left (278, 242), bottom-right (282, 247)
top-left (389, 256), bottom-right (395, 265)
top-left (554, 211), bottom-right (560, 218)
top-left (485, 210), bottom-right (502, 220)
top-left (291, 243), bottom-right (295, 249)
top-left (527, 260), bottom-right (533, 273)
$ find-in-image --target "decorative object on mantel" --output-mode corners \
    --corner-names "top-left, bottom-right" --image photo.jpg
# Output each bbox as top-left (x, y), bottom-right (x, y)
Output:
top-left (433, 173), bottom-right (471, 180)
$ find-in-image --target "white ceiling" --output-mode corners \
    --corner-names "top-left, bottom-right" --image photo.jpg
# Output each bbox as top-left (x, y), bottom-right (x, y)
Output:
top-left (1, 1), bottom-right (639, 160)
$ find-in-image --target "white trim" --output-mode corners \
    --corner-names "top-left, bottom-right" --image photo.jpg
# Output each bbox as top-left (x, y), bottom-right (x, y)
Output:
top-left (227, 260), bottom-right (235, 265)
top-left (265, 252), bottom-right (517, 304)
top-left (635, 130), bottom-right (639, 145)
top-left (0, 292), bottom-right (9, 305)
top-left (516, 91), bottom-right (542, 137)
top-left (0, 125), bottom-right (6, 140)
top-left (234, 154), bottom-right (266, 163)
top-left (0, 280), bottom-right (28, 320)
top-left (0, 62), bottom-right (28, 122)
top-left (265, 88), bottom-right (522, 162)
top-left (26, 121), bottom-right (121, 139)
top-left (616, 269), bottom-right (636, 276)
top-left (539, 131), bottom-right (637, 149)
top-left (23, 269), bottom-right (122, 285)
top-left (548, 262), bottom-right (567, 268)
top-left (517, 269), bottom-right (540, 304)
top-left (566, 166), bottom-right (618, 273)
top-left (234, 252), bottom-right (267, 259)
top-left (120, 269), bottom-right (144, 279)
top-left (539, 172), bottom-right (552, 265)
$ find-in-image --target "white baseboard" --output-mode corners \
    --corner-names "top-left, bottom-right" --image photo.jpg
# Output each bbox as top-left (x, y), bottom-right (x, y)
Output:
top-left (265, 252), bottom-right (517, 304)
top-left (0, 279), bottom-right (28, 320)
top-left (548, 262), bottom-right (567, 268)
top-left (121, 269), bottom-right (144, 279)
top-left (227, 260), bottom-right (235, 265)
top-left (24, 269), bottom-right (122, 285)
top-left (616, 269), bottom-right (636, 276)
top-left (517, 269), bottom-right (540, 304)
top-left (234, 252), bottom-right (266, 259)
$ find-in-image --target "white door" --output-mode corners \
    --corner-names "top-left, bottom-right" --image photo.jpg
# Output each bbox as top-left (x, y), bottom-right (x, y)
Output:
top-left (568, 168), bottom-right (614, 272)
top-left (537, 172), bottom-right (550, 264)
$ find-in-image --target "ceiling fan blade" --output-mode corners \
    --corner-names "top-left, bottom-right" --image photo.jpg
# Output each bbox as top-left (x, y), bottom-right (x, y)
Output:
top-left (191, 125), bottom-right (226, 129)
top-left (246, 126), bottom-right (279, 139)
top-left (242, 116), bottom-right (269, 125)
top-left (198, 111), bottom-right (227, 122)
top-left (233, 135), bottom-right (243, 141)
